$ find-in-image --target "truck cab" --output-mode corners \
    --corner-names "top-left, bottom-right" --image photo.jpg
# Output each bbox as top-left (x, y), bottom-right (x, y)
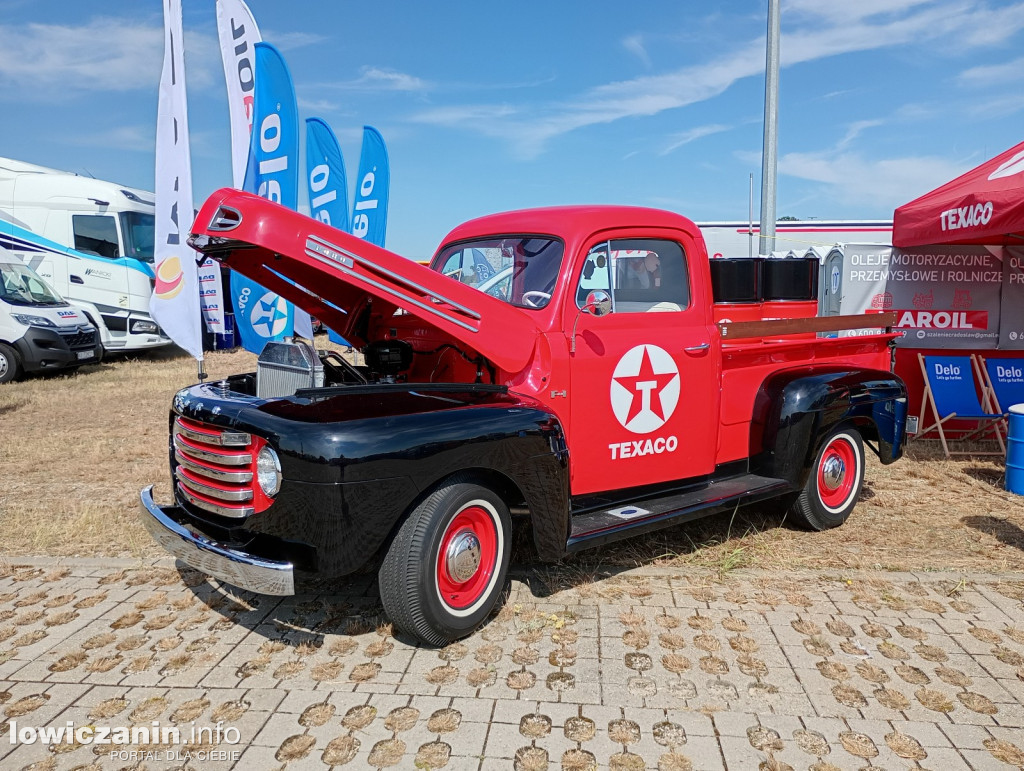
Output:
top-left (141, 189), bottom-right (907, 646)
top-left (0, 157), bottom-right (169, 353)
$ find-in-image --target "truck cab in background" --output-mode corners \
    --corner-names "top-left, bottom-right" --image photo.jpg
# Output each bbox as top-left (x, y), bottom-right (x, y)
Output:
top-left (0, 157), bottom-right (170, 354)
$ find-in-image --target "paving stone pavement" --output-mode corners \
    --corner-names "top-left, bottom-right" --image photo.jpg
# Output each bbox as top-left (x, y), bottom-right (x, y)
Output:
top-left (0, 558), bottom-right (1022, 770)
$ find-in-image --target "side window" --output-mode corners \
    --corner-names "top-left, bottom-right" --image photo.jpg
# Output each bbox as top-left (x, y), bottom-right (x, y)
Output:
top-left (73, 215), bottom-right (120, 259)
top-left (576, 238), bottom-right (690, 313)
top-left (576, 244), bottom-right (612, 306)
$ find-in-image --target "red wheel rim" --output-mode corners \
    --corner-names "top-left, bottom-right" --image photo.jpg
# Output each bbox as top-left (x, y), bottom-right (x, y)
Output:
top-left (817, 437), bottom-right (857, 509)
top-left (436, 505), bottom-right (498, 611)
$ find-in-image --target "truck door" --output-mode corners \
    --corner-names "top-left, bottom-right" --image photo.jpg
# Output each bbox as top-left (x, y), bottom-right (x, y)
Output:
top-left (566, 235), bottom-right (719, 496)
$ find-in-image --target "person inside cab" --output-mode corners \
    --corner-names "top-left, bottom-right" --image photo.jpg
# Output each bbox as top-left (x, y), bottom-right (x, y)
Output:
top-left (624, 251), bottom-right (661, 290)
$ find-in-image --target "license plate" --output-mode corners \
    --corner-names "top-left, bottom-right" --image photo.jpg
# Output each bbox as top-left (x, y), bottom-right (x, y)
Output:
top-left (76, 350), bottom-right (92, 360)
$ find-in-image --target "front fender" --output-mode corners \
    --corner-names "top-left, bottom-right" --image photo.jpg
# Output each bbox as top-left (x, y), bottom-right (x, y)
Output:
top-left (750, 367), bottom-right (907, 489)
top-left (243, 385), bottom-right (569, 573)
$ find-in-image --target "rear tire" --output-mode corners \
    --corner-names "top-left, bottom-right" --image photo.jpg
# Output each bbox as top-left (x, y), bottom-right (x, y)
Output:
top-left (379, 476), bottom-right (511, 646)
top-left (790, 427), bottom-right (864, 531)
top-left (0, 342), bottom-right (22, 384)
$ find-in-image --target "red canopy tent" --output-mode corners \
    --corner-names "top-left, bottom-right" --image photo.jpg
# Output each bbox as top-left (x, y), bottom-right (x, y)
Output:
top-left (893, 140), bottom-right (1024, 247)
top-left (891, 140), bottom-right (1024, 434)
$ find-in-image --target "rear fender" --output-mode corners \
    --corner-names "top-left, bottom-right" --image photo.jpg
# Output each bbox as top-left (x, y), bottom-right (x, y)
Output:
top-left (750, 368), bottom-right (907, 489)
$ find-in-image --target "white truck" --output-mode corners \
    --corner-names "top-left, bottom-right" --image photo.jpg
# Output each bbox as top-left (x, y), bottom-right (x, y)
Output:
top-left (0, 254), bottom-right (102, 383)
top-left (0, 157), bottom-right (170, 353)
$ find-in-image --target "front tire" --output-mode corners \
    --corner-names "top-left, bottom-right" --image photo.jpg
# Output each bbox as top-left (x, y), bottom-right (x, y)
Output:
top-left (790, 427), bottom-right (864, 531)
top-left (380, 476), bottom-right (511, 646)
top-left (0, 342), bottom-right (22, 384)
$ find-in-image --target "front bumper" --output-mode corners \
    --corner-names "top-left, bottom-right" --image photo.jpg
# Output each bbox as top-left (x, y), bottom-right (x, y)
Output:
top-left (139, 485), bottom-right (294, 596)
top-left (15, 325), bottom-right (101, 373)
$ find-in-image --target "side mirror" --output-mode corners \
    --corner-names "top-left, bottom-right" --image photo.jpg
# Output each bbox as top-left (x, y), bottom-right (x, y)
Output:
top-left (584, 289), bottom-right (612, 317)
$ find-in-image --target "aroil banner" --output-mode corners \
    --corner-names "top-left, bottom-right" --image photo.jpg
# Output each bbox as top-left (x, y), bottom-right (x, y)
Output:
top-left (999, 246), bottom-right (1024, 349)
top-left (151, 0), bottom-right (202, 361)
top-left (351, 126), bottom-right (390, 247)
top-left (233, 42), bottom-right (301, 353)
top-left (305, 117), bottom-right (350, 345)
top-left (838, 243), bottom-right (1002, 349)
top-left (216, 0), bottom-right (261, 189)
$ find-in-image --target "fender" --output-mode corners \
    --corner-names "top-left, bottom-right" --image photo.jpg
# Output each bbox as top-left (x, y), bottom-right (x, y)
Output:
top-left (172, 382), bottom-right (570, 576)
top-left (750, 367), bottom-right (907, 489)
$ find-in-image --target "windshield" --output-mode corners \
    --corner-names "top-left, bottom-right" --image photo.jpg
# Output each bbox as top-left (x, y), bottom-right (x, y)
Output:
top-left (0, 261), bottom-right (65, 306)
top-left (433, 236), bottom-right (564, 309)
top-left (120, 211), bottom-right (155, 262)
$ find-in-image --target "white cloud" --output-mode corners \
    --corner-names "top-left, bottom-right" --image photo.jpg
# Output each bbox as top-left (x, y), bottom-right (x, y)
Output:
top-left (413, 104), bottom-right (517, 125)
top-left (0, 18), bottom-right (162, 91)
top-left (66, 125), bottom-right (154, 152)
top-left (297, 97), bottom-right (341, 113)
top-left (263, 31), bottom-right (328, 52)
top-left (959, 55), bottom-right (1024, 84)
top-left (0, 17), bottom-right (218, 94)
top-left (837, 120), bottom-right (884, 150)
top-left (331, 66), bottom-right (429, 92)
top-left (967, 92), bottom-right (1024, 117)
top-left (779, 151), bottom-right (970, 208)
top-left (781, 0), bottom-right (938, 25)
top-left (660, 124), bottom-right (731, 155)
top-left (414, 1), bottom-right (1024, 158)
top-left (623, 34), bottom-right (651, 68)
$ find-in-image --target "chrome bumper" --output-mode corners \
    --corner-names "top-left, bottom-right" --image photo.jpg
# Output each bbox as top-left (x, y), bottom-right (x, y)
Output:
top-left (139, 485), bottom-right (294, 596)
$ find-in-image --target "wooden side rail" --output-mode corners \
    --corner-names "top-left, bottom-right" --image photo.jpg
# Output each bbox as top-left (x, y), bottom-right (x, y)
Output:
top-left (718, 312), bottom-right (897, 340)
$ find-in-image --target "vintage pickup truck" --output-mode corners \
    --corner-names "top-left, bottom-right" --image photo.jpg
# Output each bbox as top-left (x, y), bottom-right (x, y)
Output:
top-left (141, 189), bottom-right (907, 645)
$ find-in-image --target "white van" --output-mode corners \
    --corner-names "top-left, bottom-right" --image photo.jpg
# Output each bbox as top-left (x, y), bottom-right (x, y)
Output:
top-left (0, 157), bottom-right (170, 353)
top-left (0, 255), bottom-right (102, 383)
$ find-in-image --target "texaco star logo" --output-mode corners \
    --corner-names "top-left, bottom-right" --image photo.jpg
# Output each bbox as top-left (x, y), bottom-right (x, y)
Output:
top-left (250, 292), bottom-right (290, 338)
top-left (610, 344), bottom-right (680, 434)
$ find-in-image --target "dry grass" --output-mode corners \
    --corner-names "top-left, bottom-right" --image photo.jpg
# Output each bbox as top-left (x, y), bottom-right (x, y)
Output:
top-left (0, 346), bottom-right (257, 558)
top-left (1, 346), bottom-right (1023, 575)
top-left (571, 444), bottom-right (1024, 574)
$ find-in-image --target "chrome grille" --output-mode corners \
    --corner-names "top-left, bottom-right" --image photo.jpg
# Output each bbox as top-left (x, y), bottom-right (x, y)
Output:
top-left (172, 417), bottom-right (256, 519)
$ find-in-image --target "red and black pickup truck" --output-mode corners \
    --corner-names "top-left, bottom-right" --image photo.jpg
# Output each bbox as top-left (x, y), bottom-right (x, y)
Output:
top-left (141, 189), bottom-right (907, 645)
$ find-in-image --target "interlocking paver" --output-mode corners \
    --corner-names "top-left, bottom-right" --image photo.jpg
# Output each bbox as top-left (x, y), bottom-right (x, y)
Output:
top-left (1, 559), bottom-right (1023, 769)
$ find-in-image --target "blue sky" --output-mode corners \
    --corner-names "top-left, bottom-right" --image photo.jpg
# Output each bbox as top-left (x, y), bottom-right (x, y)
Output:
top-left (1, 0), bottom-right (1023, 259)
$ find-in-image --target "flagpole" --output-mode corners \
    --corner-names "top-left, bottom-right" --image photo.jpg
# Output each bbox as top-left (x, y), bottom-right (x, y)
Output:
top-left (758, 0), bottom-right (781, 257)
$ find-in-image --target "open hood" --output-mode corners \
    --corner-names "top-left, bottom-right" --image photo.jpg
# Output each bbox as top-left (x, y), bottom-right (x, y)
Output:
top-left (190, 189), bottom-right (540, 373)
top-left (893, 140), bottom-right (1024, 247)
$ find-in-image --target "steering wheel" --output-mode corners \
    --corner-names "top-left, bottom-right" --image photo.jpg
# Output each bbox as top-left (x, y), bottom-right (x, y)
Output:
top-left (521, 291), bottom-right (551, 308)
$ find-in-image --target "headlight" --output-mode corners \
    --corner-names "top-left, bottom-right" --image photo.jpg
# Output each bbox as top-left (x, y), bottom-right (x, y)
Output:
top-left (256, 446), bottom-right (282, 497)
top-left (131, 320), bottom-right (159, 334)
top-left (12, 314), bottom-right (56, 328)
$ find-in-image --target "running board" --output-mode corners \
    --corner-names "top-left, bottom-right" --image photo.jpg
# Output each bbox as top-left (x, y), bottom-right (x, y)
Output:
top-left (567, 473), bottom-right (792, 552)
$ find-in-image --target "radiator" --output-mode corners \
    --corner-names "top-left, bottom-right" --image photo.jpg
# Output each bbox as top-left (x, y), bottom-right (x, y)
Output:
top-left (256, 340), bottom-right (324, 398)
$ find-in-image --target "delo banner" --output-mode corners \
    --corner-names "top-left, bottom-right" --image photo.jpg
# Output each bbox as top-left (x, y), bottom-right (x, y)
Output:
top-left (305, 118), bottom-right (350, 231)
top-left (233, 42), bottom-right (300, 353)
top-left (305, 117), bottom-right (350, 344)
top-left (150, 0), bottom-right (202, 361)
top-left (351, 126), bottom-right (390, 247)
top-left (216, 0), bottom-right (261, 189)
top-left (838, 243), bottom-right (1002, 349)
